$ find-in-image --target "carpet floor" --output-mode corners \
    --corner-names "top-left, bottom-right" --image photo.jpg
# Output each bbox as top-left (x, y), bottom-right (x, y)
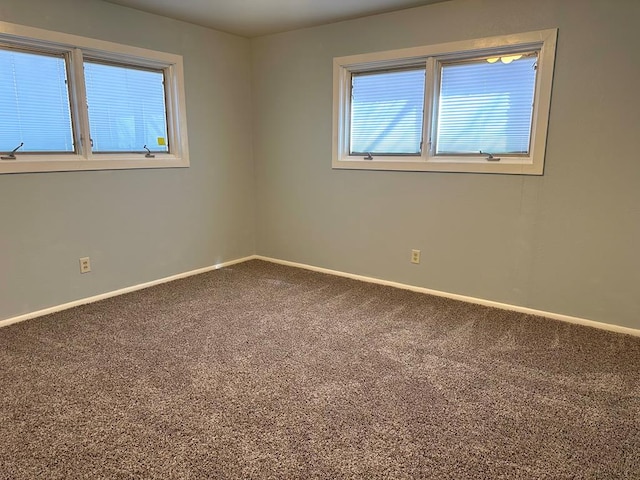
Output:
top-left (1, 260), bottom-right (639, 479)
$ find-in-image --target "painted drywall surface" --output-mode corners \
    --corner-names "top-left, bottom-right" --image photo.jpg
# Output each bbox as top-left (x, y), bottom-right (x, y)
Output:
top-left (0, 0), bottom-right (256, 320)
top-left (251, 0), bottom-right (640, 329)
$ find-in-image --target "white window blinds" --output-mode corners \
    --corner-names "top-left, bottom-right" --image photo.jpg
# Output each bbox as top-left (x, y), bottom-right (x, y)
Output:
top-left (0, 48), bottom-right (74, 153)
top-left (350, 67), bottom-right (425, 155)
top-left (436, 54), bottom-right (538, 155)
top-left (84, 61), bottom-right (168, 153)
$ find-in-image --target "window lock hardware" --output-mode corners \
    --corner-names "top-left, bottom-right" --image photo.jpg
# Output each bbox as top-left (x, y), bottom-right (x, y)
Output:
top-left (364, 152), bottom-right (373, 160)
top-left (1, 142), bottom-right (24, 161)
top-left (480, 150), bottom-right (501, 161)
top-left (143, 145), bottom-right (155, 158)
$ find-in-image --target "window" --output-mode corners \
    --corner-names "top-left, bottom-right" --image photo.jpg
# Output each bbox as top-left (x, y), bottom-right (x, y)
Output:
top-left (84, 61), bottom-right (169, 154)
top-left (436, 54), bottom-right (537, 156)
top-left (0, 21), bottom-right (189, 174)
top-left (0, 48), bottom-right (74, 153)
top-left (350, 67), bottom-right (425, 156)
top-left (333, 29), bottom-right (557, 174)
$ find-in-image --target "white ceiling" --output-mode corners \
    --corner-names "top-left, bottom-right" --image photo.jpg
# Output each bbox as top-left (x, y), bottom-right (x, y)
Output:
top-left (103, 0), bottom-right (448, 38)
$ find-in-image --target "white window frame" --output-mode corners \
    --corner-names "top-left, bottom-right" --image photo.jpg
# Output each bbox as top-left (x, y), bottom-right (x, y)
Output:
top-left (333, 29), bottom-right (557, 175)
top-left (0, 21), bottom-right (189, 174)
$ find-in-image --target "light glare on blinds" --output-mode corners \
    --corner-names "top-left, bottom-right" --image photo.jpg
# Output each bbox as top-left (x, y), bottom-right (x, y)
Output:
top-left (85, 62), bottom-right (168, 153)
top-left (350, 68), bottom-right (425, 155)
top-left (0, 48), bottom-right (74, 152)
top-left (436, 55), bottom-right (537, 155)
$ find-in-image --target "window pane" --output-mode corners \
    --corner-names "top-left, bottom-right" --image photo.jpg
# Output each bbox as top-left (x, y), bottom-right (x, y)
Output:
top-left (436, 55), bottom-right (537, 155)
top-left (0, 48), bottom-right (74, 153)
top-left (85, 62), bottom-right (168, 153)
top-left (350, 68), bottom-right (425, 155)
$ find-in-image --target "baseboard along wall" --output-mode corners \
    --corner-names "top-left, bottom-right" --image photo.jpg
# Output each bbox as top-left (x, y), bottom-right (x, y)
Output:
top-left (0, 256), bottom-right (253, 330)
top-left (2, 255), bottom-right (639, 338)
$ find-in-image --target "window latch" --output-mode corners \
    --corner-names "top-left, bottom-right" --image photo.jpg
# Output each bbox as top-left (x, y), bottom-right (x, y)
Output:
top-left (364, 152), bottom-right (373, 160)
top-left (143, 145), bottom-right (155, 158)
top-left (480, 150), bottom-right (501, 162)
top-left (1, 142), bottom-right (24, 161)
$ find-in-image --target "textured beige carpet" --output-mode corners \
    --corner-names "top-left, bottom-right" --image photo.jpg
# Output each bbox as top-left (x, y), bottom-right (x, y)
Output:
top-left (1, 260), bottom-right (639, 479)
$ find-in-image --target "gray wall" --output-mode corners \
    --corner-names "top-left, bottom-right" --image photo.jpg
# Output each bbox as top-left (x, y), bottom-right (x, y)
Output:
top-left (251, 0), bottom-right (640, 329)
top-left (0, 0), bottom-right (256, 320)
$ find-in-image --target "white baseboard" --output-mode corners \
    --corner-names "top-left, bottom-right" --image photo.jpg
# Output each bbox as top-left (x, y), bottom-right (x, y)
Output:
top-left (0, 255), bottom-right (255, 330)
top-left (4, 254), bottom-right (639, 338)
top-left (253, 255), bottom-right (640, 338)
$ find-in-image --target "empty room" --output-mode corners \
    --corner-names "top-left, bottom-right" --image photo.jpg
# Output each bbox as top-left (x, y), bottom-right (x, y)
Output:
top-left (1, 0), bottom-right (638, 478)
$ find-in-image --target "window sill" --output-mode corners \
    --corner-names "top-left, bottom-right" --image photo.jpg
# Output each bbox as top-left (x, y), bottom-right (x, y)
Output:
top-left (0, 154), bottom-right (189, 174)
top-left (332, 156), bottom-right (542, 175)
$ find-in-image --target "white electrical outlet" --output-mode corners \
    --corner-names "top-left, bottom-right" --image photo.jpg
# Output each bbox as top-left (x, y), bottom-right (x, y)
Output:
top-left (79, 257), bottom-right (91, 273)
top-left (411, 249), bottom-right (421, 264)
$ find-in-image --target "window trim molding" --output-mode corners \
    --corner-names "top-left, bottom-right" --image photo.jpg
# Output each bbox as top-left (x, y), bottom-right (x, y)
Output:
top-left (0, 21), bottom-right (189, 174)
top-left (332, 29), bottom-right (558, 175)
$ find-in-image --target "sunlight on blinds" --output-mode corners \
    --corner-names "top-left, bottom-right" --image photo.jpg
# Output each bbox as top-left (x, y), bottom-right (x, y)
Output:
top-left (350, 68), bottom-right (425, 155)
top-left (436, 55), bottom-right (537, 155)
